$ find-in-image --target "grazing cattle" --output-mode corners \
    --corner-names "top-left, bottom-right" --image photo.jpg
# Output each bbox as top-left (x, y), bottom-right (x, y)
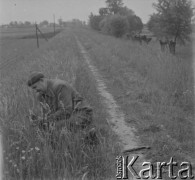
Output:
top-left (132, 34), bottom-right (152, 45)
top-left (146, 37), bottom-right (152, 44)
top-left (169, 40), bottom-right (176, 54)
top-left (125, 33), bottom-right (131, 40)
top-left (132, 34), bottom-right (142, 44)
top-left (159, 39), bottom-right (169, 52)
top-left (142, 36), bottom-right (152, 44)
top-left (140, 35), bottom-right (147, 40)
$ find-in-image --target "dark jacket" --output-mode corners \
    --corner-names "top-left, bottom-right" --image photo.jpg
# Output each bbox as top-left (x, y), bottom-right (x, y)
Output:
top-left (37, 79), bottom-right (83, 121)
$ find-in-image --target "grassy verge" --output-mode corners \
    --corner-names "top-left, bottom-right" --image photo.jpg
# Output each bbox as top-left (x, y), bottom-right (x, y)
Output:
top-left (72, 27), bottom-right (194, 174)
top-left (0, 29), bottom-right (120, 179)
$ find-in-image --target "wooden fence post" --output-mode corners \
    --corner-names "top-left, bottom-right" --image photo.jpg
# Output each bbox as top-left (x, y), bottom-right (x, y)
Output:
top-left (53, 14), bottom-right (56, 35)
top-left (36, 26), bottom-right (48, 41)
top-left (35, 24), bottom-right (39, 48)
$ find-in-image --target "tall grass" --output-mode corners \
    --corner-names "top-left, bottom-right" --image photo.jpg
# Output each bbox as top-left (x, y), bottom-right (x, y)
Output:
top-left (72, 27), bottom-right (194, 168)
top-left (1, 26), bottom-right (194, 179)
top-left (0, 29), bottom-right (120, 179)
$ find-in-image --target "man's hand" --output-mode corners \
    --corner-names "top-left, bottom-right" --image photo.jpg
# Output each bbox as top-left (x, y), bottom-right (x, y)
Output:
top-left (29, 110), bottom-right (38, 120)
top-left (46, 114), bottom-right (55, 122)
top-left (30, 119), bottom-right (40, 127)
top-left (29, 113), bottom-right (43, 127)
top-left (40, 102), bottom-right (51, 115)
top-left (30, 113), bottom-right (37, 121)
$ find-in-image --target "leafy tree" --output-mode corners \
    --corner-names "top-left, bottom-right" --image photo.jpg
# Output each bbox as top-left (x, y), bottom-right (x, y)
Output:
top-left (9, 21), bottom-right (15, 27)
top-left (127, 15), bottom-right (143, 33)
top-left (72, 19), bottom-right (83, 26)
top-left (24, 21), bottom-right (31, 26)
top-left (118, 6), bottom-right (134, 16)
top-left (99, 8), bottom-right (110, 16)
top-left (106, 0), bottom-right (124, 14)
top-left (147, 13), bottom-right (164, 37)
top-left (109, 15), bottom-right (129, 37)
top-left (89, 13), bottom-right (104, 31)
top-left (99, 17), bottom-right (111, 34)
top-left (149, 0), bottom-right (194, 53)
top-left (39, 20), bottom-right (49, 27)
top-left (89, 0), bottom-right (143, 37)
top-left (117, 6), bottom-right (143, 33)
top-left (58, 18), bottom-right (63, 26)
top-left (18, 21), bottom-right (24, 27)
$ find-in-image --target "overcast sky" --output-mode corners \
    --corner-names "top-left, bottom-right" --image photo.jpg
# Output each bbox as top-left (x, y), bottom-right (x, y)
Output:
top-left (0, 0), bottom-right (164, 25)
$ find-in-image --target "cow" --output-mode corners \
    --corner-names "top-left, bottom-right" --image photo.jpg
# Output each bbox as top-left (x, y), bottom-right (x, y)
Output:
top-left (132, 35), bottom-right (152, 45)
top-left (141, 36), bottom-right (152, 44)
top-left (132, 34), bottom-right (142, 45)
top-left (169, 40), bottom-right (176, 54)
top-left (125, 33), bottom-right (131, 40)
top-left (159, 39), bottom-right (169, 52)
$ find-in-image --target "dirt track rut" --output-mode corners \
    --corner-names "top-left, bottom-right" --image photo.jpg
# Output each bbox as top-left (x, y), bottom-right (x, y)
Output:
top-left (75, 36), bottom-right (158, 180)
top-left (75, 37), bottom-right (139, 152)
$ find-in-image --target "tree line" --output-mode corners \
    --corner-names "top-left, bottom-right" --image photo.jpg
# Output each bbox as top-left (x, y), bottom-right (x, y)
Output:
top-left (1, 18), bottom-right (69, 28)
top-left (89, 0), bottom-right (194, 54)
top-left (89, 0), bottom-right (143, 38)
top-left (147, 0), bottom-right (194, 53)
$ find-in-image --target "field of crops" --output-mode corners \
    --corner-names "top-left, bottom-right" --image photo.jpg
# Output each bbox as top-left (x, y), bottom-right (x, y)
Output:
top-left (0, 25), bottom-right (194, 179)
top-left (0, 26), bottom-right (62, 75)
top-left (0, 26), bottom-right (61, 39)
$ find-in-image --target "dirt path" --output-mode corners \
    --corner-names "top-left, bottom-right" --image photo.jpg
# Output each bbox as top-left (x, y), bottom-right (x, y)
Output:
top-left (75, 37), bottom-right (156, 180)
top-left (0, 135), bottom-right (2, 179)
top-left (76, 37), bottom-right (138, 151)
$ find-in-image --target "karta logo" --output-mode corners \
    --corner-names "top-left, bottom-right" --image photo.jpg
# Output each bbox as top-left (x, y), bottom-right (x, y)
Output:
top-left (116, 156), bottom-right (194, 179)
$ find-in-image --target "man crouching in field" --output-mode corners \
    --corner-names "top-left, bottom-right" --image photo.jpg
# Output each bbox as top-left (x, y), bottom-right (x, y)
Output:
top-left (27, 72), bottom-right (98, 147)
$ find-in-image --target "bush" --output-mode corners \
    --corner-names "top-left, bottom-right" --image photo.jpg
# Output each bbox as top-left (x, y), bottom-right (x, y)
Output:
top-left (127, 15), bottom-right (143, 33)
top-left (89, 13), bottom-right (104, 31)
top-left (109, 15), bottom-right (129, 37)
top-left (99, 16), bottom-right (111, 34)
top-left (100, 15), bottom-right (129, 37)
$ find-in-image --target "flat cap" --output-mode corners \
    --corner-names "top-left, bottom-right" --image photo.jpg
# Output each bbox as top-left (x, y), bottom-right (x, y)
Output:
top-left (27, 72), bottom-right (44, 86)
